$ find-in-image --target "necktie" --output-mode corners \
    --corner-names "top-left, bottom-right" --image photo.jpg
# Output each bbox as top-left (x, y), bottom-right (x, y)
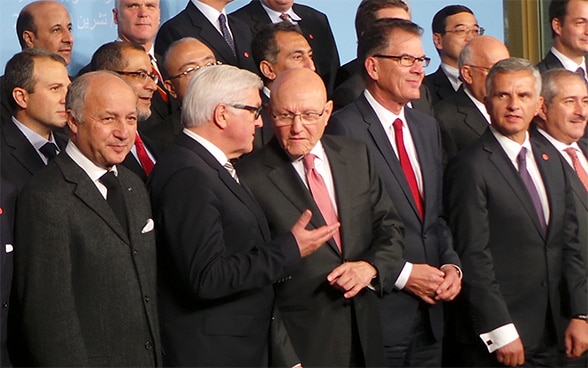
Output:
top-left (302, 154), bottom-right (342, 251)
top-left (576, 67), bottom-right (586, 80)
top-left (150, 55), bottom-right (169, 103)
top-left (564, 147), bottom-right (588, 192)
top-left (135, 133), bottom-right (155, 176)
top-left (218, 13), bottom-right (236, 57)
top-left (39, 142), bottom-right (58, 161)
top-left (99, 171), bottom-right (128, 232)
top-left (392, 119), bottom-right (424, 219)
top-left (279, 13), bottom-right (291, 22)
top-left (517, 147), bottom-right (547, 234)
top-left (223, 161), bottom-right (240, 184)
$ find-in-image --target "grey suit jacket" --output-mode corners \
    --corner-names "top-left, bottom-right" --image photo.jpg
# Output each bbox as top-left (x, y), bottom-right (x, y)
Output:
top-left (237, 136), bottom-right (405, 367)
top-left (13, 152), bottom-right (161, 367)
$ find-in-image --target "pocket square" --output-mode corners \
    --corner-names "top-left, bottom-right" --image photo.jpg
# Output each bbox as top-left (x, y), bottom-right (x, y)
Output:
top-left (141, 219), bottom-right (154, 233)
top-left (5, 244), bottom-right (13, 253)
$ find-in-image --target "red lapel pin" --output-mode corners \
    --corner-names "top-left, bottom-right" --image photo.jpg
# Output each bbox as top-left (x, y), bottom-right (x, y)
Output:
top-left (542, 153), bottom-right (549, 160)
top-left (243, 52), bottom-right (250, 58)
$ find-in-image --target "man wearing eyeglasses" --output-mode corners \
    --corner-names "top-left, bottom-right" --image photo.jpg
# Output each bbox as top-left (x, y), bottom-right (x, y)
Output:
top-left (236, 67), bottom-right (405, 367)
top-left (434, 35), bottom-right (510, 159)
top-left (89, 41), bottom-right (160, 181)
top-left (424, 5), bottom-right (483, 106)
top-left (327, 18), bottom-right (462, 367)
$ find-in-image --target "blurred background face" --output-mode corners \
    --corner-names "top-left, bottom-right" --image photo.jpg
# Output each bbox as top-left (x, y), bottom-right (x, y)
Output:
top-left (25, 2), bottom-right (74, 65)
top-left (262, 0), bottom-right (294, 12)
top-left (269, 31), bottom-right (315, 77)
top-left (542, 76), bottom-right (588, 145)
top-left (164, 40), bottom-right (216, 101)
top-left (114, 0), bottom-right (160, 48)
top-left (118, 48), bottom-right (156, 121)
top-left (461, 38), bottom-right (510, 102)
top-left (433, 11), bottom-right (479, 66)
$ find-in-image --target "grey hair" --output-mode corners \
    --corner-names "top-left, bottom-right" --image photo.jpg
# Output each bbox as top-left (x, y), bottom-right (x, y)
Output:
top-left (66, 71), bottom-right (124, 122)
top-left (486, 57), bottom-right (541, 97)
top-left (182, 65), bottom-right (263, 128)
top-left (541, 68), bottom-right (586, 106)
top-left (457, 41), bottom-right (474, 69)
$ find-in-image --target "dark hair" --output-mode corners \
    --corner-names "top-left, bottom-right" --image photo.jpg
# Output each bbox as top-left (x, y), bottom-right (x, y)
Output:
top-left (15, 5), bottom-right (37, 49)
top-left (431, 4), bottom-right (474, 33)
top-left (358, 17), bottom-right (422, 76)
top-left (354, 0), bottom-right (410, 38)
top-left (89, 41), bottom-right (145, 72)
top-left (251, 21), bottom-right (305, 80)
top-left (549, 0), bottom-right (575, 38)
top-left (4, 48), bottom-right (66, 113)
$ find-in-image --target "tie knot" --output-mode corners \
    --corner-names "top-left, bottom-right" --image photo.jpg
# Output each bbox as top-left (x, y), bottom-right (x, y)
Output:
top-left (99, 171), bottom-right (119, 189)
top-left (302, 154), bottom-right (316, 170)
top-left (392, 118), bottom-right (403, 131)
top-left (280, 12), bottom-right (290, 21)
top-left (40, 142), bottom-right (58, 160)
top-left (219, 13), bottom-right (227, 26)
top-left (565, 147), bottom-right (579, 160)
top-left (577, 67), bottom-right (586, 79)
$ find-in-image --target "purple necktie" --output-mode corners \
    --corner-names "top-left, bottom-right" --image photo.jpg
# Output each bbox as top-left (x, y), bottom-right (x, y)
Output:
top-left (218, 13), bottom-right (236, 57)
top-left (517, 147), bottom-right (546, 234)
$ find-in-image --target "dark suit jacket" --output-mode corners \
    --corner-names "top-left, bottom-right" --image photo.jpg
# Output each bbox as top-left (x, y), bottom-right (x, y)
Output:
top-left (0, 179), bottom-right (16, 368)
top-left (0, 76), bottom-right (11, 127)
top-left (121, 132), bottom-right (160, 182)
top-left (434, 88), bottom-right (489, 159)
top-left (0, 119), bottom-right (67, 192)
top-left (237, 136), bottom-right (405, 366)
top-left (231, 0), bottom-right (340, 96)
top-left (13, 153), bottom-right (161, 366)
top-left (148, 132), bottom-right (302, 366)
top-left (537, 50), bottom-right (565, 73)
top-left (332, 58), bottom-right (434, 115)
top-left (443, 128), bottom-right (587, 358)
top-left (155, 1), bottom-right (257, 74)
top-left (424, 66), bottom-right (457, 106)
top-left (326, 95), bottom-right (461, 347)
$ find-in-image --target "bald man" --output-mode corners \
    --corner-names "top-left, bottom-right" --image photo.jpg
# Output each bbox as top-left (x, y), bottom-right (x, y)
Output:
top-left (434, 35), bottom-right (510, 159)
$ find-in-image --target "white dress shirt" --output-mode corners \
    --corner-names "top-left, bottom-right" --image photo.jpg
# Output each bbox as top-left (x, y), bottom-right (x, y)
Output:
top-left (260, 1), bottom-right (302, 23)
top-left (191, 0), bottom-right (232, 38)
top-left (12, 116), bottom-right (61, 165)
top-left (440, 63), bottom-right (462, 91)
top-left (65, 141), bottom-right (118, 200)
top-left (551, 47), bottom-right (587, 79)
top-left (537, 127), bottom-right (588, 172)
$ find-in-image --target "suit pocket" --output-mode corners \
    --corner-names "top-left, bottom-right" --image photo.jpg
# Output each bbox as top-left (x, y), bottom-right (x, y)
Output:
top-left (203, 314), bottom-right (255, 337)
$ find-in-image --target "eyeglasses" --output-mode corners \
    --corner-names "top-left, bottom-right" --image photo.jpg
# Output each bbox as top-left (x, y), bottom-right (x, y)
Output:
top-left (443, 26), bottom-right (485, 37)
top-left (373, 54), bottom-right (431, 68)
top-left (229, 104), bottom-right (264, 119)
top-left (115, 70), bottom-right (159, 84)
top-left (168, 61), bottom-right (223, 80)
top-left (466, 64), bottom-right (491, 73)
top-left (272, 109), bottom-right (326, 127)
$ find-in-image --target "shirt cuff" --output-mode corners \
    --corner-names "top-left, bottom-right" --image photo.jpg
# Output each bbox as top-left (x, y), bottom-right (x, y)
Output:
top-left (479, 323), bottom-right (519, 353)
top-left (394, 262), bottom-right (413, 289)
top-left (441, 263), bottom-right (463, 279)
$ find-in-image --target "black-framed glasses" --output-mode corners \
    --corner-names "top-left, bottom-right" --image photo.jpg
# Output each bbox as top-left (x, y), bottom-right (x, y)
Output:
top-left (373, 54), bottom-right (431, 68)
top-left (229, 104), bottom-right (264, 119)
top-left (443, 26), bottom-right (485, 37)
top-left (168, 61), bottom-right (223, 80)
top-left (114, 70), bottom-right (159, 84)
top-left (271, 109), bottom-right (326, 127)
top-left (466, 64), bottom-right (491, 73)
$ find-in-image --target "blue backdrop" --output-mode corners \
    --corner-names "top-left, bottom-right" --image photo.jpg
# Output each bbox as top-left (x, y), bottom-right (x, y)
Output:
top-left (0, 0), bottom-right (504, 75)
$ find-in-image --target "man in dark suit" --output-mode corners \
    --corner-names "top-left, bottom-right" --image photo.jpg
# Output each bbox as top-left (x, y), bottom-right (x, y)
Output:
top-left (155, 0), bottom-right (257, 74)
top-left (332, 0), bottom-right (433, 115)
top-left (231, 0), bottom-right (339, 96)
top-left (250, 21), bottom-right (315, 147)
top-left (237, 67), bottom-right (405, 367)
top-left (444, 58), bottom-right (587, 367)
top-left (13, 71), bottom-right (161, 366)
top-left (1, 49), bottom-right (70, 192)
top-left (534, 68), bottom-right (588, 367)
top-left (327, 19), bottom-right (462, 366)
top-left (537, 0), bottom-right (588, 76)
top-left (424, 5), bottom-right (482, 106)
top-left (148, 64), bottom-right (339, 366)
top-left (0, 179), bottom-right (16, 368)
top-left (434, 35), bottom-right (509, 159)
top-left (89, 41), bottom-right (160, 181)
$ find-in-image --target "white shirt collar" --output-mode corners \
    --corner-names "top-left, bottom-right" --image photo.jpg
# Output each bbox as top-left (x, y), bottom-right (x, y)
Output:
top-left (463, 88), bottom-right (491, 124)
top-left (440, 63), bottom-right (462, 91)
top-left (550, 46), bottom-right (586, 74)
top-left (11, 116), bottom-right (59, 153)
top-left (183, 128), bottom-right (230, 167)
top-left (260, 1), bottom-right (301, 23)
top-left (192, 0), bottom-right (228, 35)
top-left (65, 140), bottom-right (118, 198)
top-left (363, 89), bottom-right (407, 129)
top-left (490, 126), bottom-right (531, 165)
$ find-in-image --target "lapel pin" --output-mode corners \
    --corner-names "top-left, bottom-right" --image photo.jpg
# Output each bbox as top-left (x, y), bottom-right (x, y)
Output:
top-left (0, 207), bottom-right (3, 215)
top-left (243, 52), bottom-right (250, 58)
top-left (308, 34), bottom-right (314, 40)
top-left (542, 153), bottom-right (549, 160)
top-left (127, 186), bottom-right (133, 192)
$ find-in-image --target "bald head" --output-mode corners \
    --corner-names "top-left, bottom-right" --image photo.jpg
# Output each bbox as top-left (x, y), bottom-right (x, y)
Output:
top-left (458, 35), bottom-right (510, 102)
top-left (272, 68), bottom-right (328, 105)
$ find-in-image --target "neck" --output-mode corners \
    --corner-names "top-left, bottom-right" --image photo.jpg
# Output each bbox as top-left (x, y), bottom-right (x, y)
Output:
top-left (554, 41), bottom-right (585, 65)
top-left (14, 113), bottom-right (53, 140)
top-left (366, 83), bottom-right (405, 115)
top-left (198, 0), bottom-right (227, 12)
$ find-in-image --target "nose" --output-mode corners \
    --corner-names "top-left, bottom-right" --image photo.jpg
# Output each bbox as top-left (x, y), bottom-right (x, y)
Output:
top-left (114, 119), bottom-right (132, 140)
top-left (254, 114), bottom-right (263, 128)
top-left (411, 60), bottom-right (425, 75)
top-left (63, 28), bottom-right (73, 44)
top-left (304, 56), bottom-right (316, 72)
top-left (146, 77), bottom-right (157, 92)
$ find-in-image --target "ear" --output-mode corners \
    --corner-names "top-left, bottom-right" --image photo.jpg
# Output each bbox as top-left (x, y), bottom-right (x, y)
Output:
top-left (112, 8), bottom-right (119, 25)
top-left (461, 66), bottom-right (473, 85)
top-left (23, 30), bottom-right (35, 49)
top-left (12, 87), bottom-right (28, 110)
top-left (323, 100), bottom-right (334, 121)
top-left (163, 80), bottom-right (177, 99)
top-left (432, 32), bottom-right (443, 50)
top-left (259, 60), bottom-right (277, 81)
top-left (537, 99), bottom-right (548, 121)
top-left (364, 56), bottom-right (378, 81)
top-left (66, 110), bottom-right (79, 135)
top-left (552, 17), bottom-right (562, 38)
top-left (535, 96), bottom-right (545, 117)
top-left (213, 104), bottom-right (229, 129)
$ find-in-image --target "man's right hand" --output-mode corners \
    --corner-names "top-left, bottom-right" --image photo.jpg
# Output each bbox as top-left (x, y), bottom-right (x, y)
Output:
top-left (495, 338), bottom-right (525, 366)
top-left (404, 264), bottom-right (445, 304)
top-left (291, 210), bottom-right (339, 257)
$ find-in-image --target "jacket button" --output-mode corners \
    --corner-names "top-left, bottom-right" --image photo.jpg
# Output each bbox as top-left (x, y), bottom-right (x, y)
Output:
top-left (144, 295), bottom-right (150, 303)
top-left (145, 341), bottom-right (152, 350)
top-left (2, 301), bottom-right (7, 308)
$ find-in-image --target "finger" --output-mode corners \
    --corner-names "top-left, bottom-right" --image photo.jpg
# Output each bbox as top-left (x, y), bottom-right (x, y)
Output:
top-left (344, 284), bottom-right (363, 298)
top-left (327, 263), bottom-right (349, 283)
top-left (420, 294), bottom-right (437, 305)
top-left (293, 209), bottom-right (313, 229)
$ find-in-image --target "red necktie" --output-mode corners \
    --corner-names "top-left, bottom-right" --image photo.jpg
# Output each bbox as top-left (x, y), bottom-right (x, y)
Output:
top-left (565, 147), bottom-right (588, 192)
top-left (150, 56), bottom-right (168, 103)
top-left (393, 118), bottom-right (424, 219)
top-left (135, 133), bottom-right (155, 176)
top-left (303, 154), bottom-right (342, 251)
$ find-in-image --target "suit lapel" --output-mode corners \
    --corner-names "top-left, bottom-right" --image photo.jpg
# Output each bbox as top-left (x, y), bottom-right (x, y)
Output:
top-left (248, 1), bottom-right (271, 34)
top-left (456, 91), bottom-right (488, 137)
top-left (531, 137), bottom-right (561, 242)
top-left (2, 121), bottom-right (46, 176)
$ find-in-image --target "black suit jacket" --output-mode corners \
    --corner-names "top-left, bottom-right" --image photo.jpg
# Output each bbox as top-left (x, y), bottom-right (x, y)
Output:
top-left (155, 1), bottom-right (257, 74)
top-left (443, 128), bottom-right (586, 359)
top-left (0, 179), bottom-right (16, 368)
top-left (13, 153), bottom-right (162, 366)
top-left (326, 95), bottom-right (461, 347)
top-left (537, 50), bottom-right (566, 73)
top-left (148, 132), bottom-right (302, 366)
top-left (237, 136), bottom-right (405, 366)
top-left (424, 66), bottom-right (457, 106)
top-left (0, 119), bottom-right (67, 192)
top-left (231, 0), bottom-right (340, 96)
top-left (434, 88), bottom-right (489, 159)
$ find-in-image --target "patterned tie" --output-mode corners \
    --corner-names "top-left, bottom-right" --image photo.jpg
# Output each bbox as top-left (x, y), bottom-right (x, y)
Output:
top-left (39, 142), bottom-right (58, 161)
top-left (392, 118), bottom-right (424, 219)
top-left (517, 147), bottom-right (547, 234)
top-left (150, 55), bottom-right (169, 103)
top-left (134, 133), bottom-right (155, 176)
top-left (302, 154), bottom-right (341, 251)
top-left (99, 171), bottom-right (128, 232)
top-left (564, 147), bottom-right (588, 192)
top-left (218, 13), bottom-right (236, 57)
top-left (223, 161), bottom-right (240, 184)
top-left (279, 13), bottom-right (291, 22)
top-left (576, 67), bottom-right (586, 80)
